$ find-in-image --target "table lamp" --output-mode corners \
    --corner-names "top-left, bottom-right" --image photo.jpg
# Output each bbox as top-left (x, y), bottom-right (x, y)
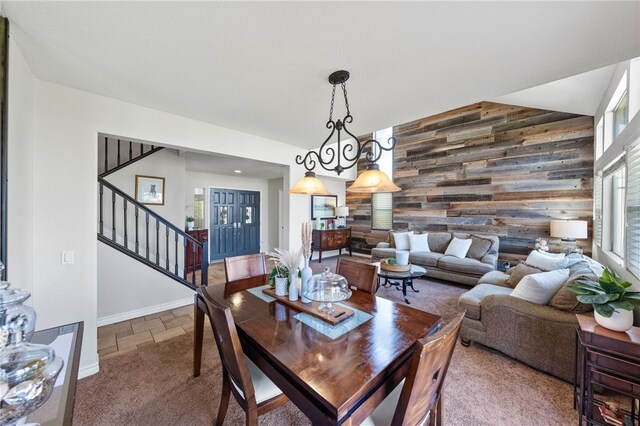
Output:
top-left (335, 206), bottom-right (349, 228)
top-left (550, 220), bottom-right (587, 254)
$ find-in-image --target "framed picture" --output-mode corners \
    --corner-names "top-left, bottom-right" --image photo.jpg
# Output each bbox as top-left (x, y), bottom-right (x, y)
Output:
top-left (135, 175), bottom-right (165, 205)
top-left (311, 195), bottom-right (337, 220)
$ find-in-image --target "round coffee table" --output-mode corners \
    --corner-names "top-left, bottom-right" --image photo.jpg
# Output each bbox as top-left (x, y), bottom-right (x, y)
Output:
top-left (371, 262), bottom-right (427, 304)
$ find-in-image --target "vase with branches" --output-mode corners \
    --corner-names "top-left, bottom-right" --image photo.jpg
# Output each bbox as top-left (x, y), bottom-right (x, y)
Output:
top-left (300, 222), bottom-right (313, 303)
top-left (269, 248), bottom-right (303, 301)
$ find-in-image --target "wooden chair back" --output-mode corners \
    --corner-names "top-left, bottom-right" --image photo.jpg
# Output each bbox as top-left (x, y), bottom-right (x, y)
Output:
top-left (392, 312), bottom-right (465, 425)
top-left (198, 288), bottom-right (257, 407)
top-left (224, 253), bottom-right (268, 296)
top-left (336, 258), bottom-right (378, 297)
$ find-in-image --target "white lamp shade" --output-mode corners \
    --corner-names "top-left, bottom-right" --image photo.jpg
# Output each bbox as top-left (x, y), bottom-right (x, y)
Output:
top-left (335, 207), bottom-right (349, 217)
top-left (550, 220), bottom-right (588, 239)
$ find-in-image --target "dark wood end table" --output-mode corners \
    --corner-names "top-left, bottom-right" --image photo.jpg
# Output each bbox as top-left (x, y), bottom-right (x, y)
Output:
top-left (372, 262), bottom-right (427, 304)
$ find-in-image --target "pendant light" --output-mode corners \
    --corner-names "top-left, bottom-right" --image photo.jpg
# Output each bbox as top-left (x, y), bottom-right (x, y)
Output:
top-left (290, 70), bottom-right (401, 194)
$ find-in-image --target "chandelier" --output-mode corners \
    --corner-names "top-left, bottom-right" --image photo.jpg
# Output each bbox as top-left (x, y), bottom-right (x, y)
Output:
top-left (289, 70), bottom-right (401, 195)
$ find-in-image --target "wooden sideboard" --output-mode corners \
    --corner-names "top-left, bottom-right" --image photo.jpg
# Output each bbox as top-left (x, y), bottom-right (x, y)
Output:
top-left (574, 315), bottom-right (639, 425)
top-left (185, 229), bottom-right (208, 273)
top-left (311, 228), bottom-right (352, 263)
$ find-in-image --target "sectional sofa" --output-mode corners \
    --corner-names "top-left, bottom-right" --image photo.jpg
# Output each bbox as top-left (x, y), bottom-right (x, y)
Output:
top-left (371, 231), bottom-right (500, 286)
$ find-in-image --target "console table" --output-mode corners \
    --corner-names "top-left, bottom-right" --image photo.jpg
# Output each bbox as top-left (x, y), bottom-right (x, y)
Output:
top-left (311, 228), bottom-right (352, 263)
top-left (25, 322), bottom-right (84, 425)
top-left (185, 229), bottom-right (208, 273)
top-left (574, 315), bottom-right (639, 426)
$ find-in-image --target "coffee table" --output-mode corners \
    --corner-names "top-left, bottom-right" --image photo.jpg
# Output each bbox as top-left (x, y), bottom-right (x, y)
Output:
top-left (371, 262), bottom-right (427, 304)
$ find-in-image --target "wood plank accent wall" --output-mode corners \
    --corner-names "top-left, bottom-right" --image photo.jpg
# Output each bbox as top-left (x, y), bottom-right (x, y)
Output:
top-left (346, 101), bottom-right (594, 264)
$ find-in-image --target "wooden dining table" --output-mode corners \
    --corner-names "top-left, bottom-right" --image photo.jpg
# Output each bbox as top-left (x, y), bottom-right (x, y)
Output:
top-left (193, 284), bottom-right (441, 425)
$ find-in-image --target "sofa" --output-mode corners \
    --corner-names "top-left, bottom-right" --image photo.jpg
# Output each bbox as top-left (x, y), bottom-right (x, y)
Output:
top-left (371, 231), bottom-right (499, 286)
top-left (457, 253), bottom-right (603, 382)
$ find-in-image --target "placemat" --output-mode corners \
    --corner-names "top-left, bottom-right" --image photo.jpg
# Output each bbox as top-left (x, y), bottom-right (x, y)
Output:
top-left (293, 304), bottom-right (373, 340)
top-left (246, 285), bottom-right (276, 302)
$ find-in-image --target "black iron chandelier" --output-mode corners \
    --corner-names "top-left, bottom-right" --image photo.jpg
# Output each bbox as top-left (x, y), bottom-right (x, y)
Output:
top-left (289, 70), bottom-right (401, 195)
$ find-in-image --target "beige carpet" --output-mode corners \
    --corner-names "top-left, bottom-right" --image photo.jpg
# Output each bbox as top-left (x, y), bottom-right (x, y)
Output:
top-left (74, 257), bottom-right (578, 425)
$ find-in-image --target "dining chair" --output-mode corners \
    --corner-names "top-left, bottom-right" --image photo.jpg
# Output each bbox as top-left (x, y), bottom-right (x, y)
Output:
top-left (361, 311), bottom-right (465, 426)
top-left (336, 258), bottom-right (378, 297)
top-left (224, 252), bottom-right (268, 296)
top-left (198, 287), bottom-right (289, 426)
top-left (194, 252), bottom-right (268, 377)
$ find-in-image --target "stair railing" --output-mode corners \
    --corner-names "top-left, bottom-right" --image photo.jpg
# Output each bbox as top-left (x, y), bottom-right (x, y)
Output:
top-left (98, 177), bottom-right (208, 290)
top-left (99, 136), bottom-right (164, 178)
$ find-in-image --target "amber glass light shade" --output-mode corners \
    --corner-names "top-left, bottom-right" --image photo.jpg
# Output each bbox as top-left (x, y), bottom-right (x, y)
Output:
top-left (289, 171), bottom-right (330, 195)
top-left (347, 164), bottom-right (401, 193)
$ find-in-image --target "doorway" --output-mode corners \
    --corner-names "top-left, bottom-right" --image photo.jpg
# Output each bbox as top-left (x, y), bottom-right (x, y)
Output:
top-left (209, 188), bottom-right (261, 261)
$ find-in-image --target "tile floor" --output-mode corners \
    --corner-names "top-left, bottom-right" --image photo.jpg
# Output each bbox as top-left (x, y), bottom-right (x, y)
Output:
top-left (96, 260), bottom-right (232, 361)
top-left (97, 304), bottom-right (203, 360)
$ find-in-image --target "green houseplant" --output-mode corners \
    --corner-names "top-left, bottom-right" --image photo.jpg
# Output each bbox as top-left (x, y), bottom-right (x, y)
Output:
top-left (186, 216), bottom-right (195, 231)
top-left (568, 268), bottom-right (640, 332)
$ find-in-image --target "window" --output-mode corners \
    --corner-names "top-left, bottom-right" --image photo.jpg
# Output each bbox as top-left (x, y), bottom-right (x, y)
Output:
top-left (603, 72), bottom-right (628, 152)
top-left (193, 188), bottom-right (205, 229)
top-left (594, 174), bottom-right (603, 247)
top-left (372, 192), bottom-right (393, 230)
top-left (613, 91), bottom-right (628, 139)
top-left (370, 127), bottom-right (394, 230)
top-left (626, 140), bottom-right (640, 278)
top-left (603, 160), bottom-right (626, 259)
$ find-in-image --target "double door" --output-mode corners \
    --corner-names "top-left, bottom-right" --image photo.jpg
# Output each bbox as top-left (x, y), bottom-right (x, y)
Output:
top-left (210, 188), bottom-right (260, 261)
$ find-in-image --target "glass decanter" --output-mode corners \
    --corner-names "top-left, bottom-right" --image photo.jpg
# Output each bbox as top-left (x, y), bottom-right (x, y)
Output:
top-left (0, 317), bottom-right (64, 425)
top-left (0, 263), bottom-right (37, 348)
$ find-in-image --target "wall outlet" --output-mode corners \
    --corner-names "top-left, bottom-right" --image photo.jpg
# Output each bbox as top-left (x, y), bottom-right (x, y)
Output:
top-left (61, 250), bottom-right (74, 265)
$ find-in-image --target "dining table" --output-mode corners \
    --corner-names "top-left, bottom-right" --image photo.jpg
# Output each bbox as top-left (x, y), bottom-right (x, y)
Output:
top-left (193, 283), bottom-right (441, 425)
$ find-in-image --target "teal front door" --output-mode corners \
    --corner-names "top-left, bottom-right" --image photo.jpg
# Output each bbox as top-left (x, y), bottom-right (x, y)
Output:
top-left (210, 188), bottom-right (260, 261)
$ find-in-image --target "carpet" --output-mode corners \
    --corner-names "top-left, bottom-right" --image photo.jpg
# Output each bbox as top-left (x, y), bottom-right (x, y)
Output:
top-left (74, 256), bottom-right (578, 425)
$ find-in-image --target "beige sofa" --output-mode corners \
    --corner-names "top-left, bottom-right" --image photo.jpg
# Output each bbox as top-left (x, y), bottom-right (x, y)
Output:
top-left (371, 232), bottom-right (499, 286)
top-left (457, 254), bottom-right (602, 382)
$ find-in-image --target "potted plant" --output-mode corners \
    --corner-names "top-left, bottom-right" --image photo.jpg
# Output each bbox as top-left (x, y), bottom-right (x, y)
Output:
top-left (268, 264), bottom-right (289, 296)
top-left (269, 248), bottom-right (303, 301)
top-left (568, 268), bottom-right (640, 332)
top-left (186, 216), bottom-right (195, 231)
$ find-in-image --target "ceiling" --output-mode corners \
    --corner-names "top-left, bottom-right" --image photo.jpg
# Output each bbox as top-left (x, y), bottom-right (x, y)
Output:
top-left (182, 151), bottom-right (285, 180)
top-left (2, 1), bottom-right (639, 149)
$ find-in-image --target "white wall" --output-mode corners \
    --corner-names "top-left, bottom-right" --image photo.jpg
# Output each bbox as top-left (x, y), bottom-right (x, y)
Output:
top-left (268, 178), bottom-right (284, 250)
top-left (18, 76), bottom-right (349, 375)
top-left (185, 171), bottom-right (273, 253)
top-left (7, 35), bottom-right (35, 294)
top-left (98, 149), bottom-right (192, 321)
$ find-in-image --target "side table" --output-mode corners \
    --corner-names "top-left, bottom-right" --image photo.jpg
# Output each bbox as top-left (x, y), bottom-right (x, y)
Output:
top-left (574, 315), bottom-right (639, 426)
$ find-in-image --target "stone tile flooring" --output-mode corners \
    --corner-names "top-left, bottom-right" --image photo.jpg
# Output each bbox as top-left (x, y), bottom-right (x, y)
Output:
top-left (97, 304), bottom-right (204, 360)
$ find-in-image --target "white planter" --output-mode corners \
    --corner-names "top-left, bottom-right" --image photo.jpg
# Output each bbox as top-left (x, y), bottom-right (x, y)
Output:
top-left (594, 309), bottom-right (634, 332)
top-left (186, 221), bottom-right (195, 231)
top-left (275, 277), bottom-right (288, 297)
top-left (396, 250), bottom-right (409, 266)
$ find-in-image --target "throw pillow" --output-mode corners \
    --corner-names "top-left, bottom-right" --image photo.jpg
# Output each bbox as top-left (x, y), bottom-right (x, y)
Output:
top-left (409, 233), bottom-right (430, 252)
top-left (392, 231), bottom-right (413, 251)
top-left (506, 262), bottom-right (545, 288)
top-left (525, 250), bottom-right (567, 271)
top-left (549, 273), bottom-right (596, 313)
top-left (467, 236), bottom-right (493, 260)
top-left (510, 269), bottom-right (570, 305)
top-left (444, 237), bottom-right (473, 259)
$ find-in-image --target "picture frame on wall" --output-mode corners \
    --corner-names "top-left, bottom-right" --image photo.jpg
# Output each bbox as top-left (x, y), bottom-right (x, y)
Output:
top-left (311, 195), bottom-right (337, 220)
top-left (135, 175), bottom-right (165, 205)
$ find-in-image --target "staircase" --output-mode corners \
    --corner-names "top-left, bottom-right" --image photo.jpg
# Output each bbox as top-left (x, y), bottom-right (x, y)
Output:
top-left (97, 136), bottom-right (208, 290)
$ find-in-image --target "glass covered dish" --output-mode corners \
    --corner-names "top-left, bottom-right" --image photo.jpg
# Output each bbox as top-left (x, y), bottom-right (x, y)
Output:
top-left (0, 277), bottom-right (37, 348)
top-left (303, 267), bottom-right (351, 314)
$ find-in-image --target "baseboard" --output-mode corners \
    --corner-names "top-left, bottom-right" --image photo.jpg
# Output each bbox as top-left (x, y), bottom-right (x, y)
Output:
top-left (78, 361), bottom-right (100, 379)
top-left (97, 297), bottom-right (194, 327)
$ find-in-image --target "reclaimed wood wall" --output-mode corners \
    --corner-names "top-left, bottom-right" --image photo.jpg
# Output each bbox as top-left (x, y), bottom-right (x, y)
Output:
top-left (346, 101), bottom-right (594, 264)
